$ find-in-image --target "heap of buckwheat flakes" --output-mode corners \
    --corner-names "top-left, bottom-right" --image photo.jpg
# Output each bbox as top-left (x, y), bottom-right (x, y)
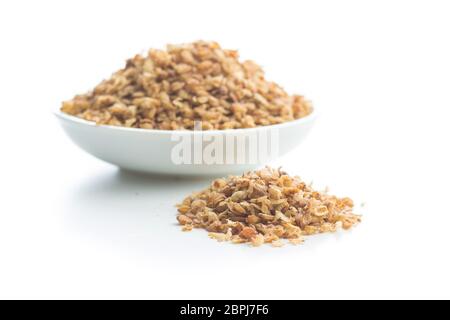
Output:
top-left (177, 167), bottom-right (361, 247)
top-left (61, 41), bottom-right (312, 130)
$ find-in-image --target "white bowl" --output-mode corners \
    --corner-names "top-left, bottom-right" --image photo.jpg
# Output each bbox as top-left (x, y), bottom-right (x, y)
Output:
top-left (55, 110), bottom-right (317, 176)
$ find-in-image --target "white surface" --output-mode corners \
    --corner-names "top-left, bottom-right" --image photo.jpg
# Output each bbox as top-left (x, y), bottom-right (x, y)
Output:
top-left (0, 0), bottom-right (449, 300)
top-left (55, 109), bottom-right (316, 176)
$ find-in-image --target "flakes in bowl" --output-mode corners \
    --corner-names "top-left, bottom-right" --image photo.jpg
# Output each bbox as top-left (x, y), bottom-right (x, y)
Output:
top-left (61, 41), bottom-right (312, 130)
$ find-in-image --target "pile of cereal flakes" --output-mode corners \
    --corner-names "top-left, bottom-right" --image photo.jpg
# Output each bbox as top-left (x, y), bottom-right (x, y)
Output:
top-left (177, 167), bottom-right (361, 247)
top-left (61, 41), bottom-right (312, 130)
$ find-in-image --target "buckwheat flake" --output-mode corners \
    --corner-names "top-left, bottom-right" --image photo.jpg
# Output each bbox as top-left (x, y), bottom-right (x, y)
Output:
top-left (61, 41), bottom-right (312, 130)
top-left (176, 167), bottom-right (361, 247)
top-left (289, 238), bottom-right (305, 246)
top-left (271, 240), bottom-right (285, 248)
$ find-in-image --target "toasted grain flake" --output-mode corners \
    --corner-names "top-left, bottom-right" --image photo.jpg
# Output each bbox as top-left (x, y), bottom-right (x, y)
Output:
top-left (289, 238), bottom-right (305, 245)
top-left (271, 240), bottom-right (285, 248)
top-left (251, 234), bottom-right (265, 247)
top-left (176, 167), bottom-right (361, 247)
top-left (228, 202), bottom-right (246, 215)
top-left (342, 220), bottom-right (354, 230)
top-left (209, 232), bottom-right (227, 242)
top-left (247, 214), bottom-right (260, 225)
top-left (177, 204), bottom-right (190, 214)
top-left (312, 205), bottom-right (329, 217)
top-left (177, 214), bottom-right (192, 225)
top-left (230, 191), bottom-right (246, 202)
top-left (239, 227), bottom-right (257, 240)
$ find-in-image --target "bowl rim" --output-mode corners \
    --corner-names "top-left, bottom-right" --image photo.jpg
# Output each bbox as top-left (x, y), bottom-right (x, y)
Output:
top-left (54, 107), bottom-right (317, 135)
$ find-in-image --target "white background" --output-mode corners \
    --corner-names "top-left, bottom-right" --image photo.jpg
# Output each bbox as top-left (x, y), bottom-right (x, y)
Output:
top-left (0, 0), bottom-right (449, 299)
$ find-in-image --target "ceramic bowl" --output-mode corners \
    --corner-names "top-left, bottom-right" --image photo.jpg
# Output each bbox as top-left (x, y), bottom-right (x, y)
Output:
top-left (55, 109), bottom-right (317, 176)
